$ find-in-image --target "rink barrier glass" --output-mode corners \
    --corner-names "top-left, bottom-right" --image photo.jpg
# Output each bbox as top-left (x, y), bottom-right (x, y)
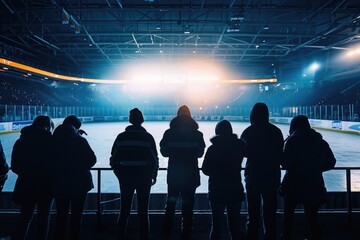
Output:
top-left (0, 104), bottom-right (359, 122)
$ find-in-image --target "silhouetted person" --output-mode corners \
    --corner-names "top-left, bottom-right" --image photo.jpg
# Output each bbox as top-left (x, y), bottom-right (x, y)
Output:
top-left (160, 105), bottom-right (206, 240)
top-left (280, 115), bottom-right (336, 240)
top-left (53, 115), bottom-right (96, 240)
top-left (0, 139), bottom-right (9, 192)
top-left (202, 120), bottom-right (246, 240)
top-left (11, 115), bottom-right (55, 240)
top-left (240, 102), bottom-right (284, 240)
top-left (110, 108), bottom-right (159, 240)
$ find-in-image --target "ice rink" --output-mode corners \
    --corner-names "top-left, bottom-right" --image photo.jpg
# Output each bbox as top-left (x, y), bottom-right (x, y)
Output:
top-left (1, 121), bottom-right (360, 193)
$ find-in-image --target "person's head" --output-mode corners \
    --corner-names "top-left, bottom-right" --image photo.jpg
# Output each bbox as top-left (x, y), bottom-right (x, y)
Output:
top-left (215, 120), bottom-right (233, 136)
top-left (32, 115), bottom-right (54, 132)
top-left (129, 108), bottom-right (144, 126)
top-left (289, 115), bottom-right (311, 135)
top-left (250, 102), bottom-right (269, 124)
top-left (177, 105), bottom-right (191, 117)
top-left (63, 115), bottom-right (81, 129)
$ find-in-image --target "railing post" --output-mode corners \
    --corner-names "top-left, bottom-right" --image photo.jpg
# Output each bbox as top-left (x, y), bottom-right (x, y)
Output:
top-left (346, 168), bottom-right (352, 228)
top-left (97, 169), bottom-right (102, 230)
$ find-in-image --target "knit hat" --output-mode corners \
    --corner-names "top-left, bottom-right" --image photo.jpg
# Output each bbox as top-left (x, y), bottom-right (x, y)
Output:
top-left (177, 105), bottom-right (191, 117)
top-left (129, 108), bottom-right (144, 125)
top-left (215, 120), bottom-right (233, 136)
top-left (63, 115), bottom-right (81, 129)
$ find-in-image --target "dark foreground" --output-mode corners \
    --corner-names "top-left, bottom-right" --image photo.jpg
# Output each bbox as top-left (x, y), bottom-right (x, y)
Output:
top-left (0, 211), bottom-right (359, 240)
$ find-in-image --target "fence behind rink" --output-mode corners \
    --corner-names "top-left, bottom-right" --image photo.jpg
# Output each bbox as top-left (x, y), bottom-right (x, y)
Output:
top-left (0, 104), bottom-right (359, 123)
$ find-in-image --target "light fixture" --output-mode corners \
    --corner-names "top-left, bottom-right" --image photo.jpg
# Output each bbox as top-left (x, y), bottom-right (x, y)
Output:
top-left (309, 62), bottom-right (320, 71)
top-left (184, 25), bottom-right (190, 34)
top-left (227, 27), bottom-right (240, 33)
top-left (62, 9), bottom-right (70, 24)
top-left (230, 15), bottom-right (245, 22)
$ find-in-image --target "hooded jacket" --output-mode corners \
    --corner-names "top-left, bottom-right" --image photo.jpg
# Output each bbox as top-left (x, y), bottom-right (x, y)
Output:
top-left (240, 103), bottom-right (284, 190)
top-left (281, 125), bottom-right (336, 204)
top-left (110, 124), bottom-right (159, 181)
top-left (160, 115), bottom-right (205, 188)
top-left (202, 133), bottom-right (245, 203)
top-left (53, 124), bottom-right (96, 199)
top-left (11, 125), bottom-right (54, 204)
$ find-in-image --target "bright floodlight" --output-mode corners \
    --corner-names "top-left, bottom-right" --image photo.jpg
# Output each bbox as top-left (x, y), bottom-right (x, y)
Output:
top-left (346, 47), bottom-right (360, 57)
top-left (309, 62), bottom-right (320, 72)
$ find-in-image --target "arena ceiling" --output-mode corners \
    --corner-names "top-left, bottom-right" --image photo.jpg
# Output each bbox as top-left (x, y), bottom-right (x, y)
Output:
top-left (1, 0), bottom-right (360, 78)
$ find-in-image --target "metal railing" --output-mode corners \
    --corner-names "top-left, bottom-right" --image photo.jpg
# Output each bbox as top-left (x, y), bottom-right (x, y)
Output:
top-left (92, 167), bottom-right (360, 228)
top-left (1, 104), bottom-right (360, 122)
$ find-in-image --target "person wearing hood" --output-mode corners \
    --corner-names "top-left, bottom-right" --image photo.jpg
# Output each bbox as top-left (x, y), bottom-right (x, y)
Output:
top-left (11, 115), bottom-right (55, 240)
top-left (202, 120), bottom-right (246, 240)
top-left (280, 115), bottom-right (336, 240)
top-left (110, 108), bottom-right (159, 240)
top-left (240, 102), bottom-right (284, 240)
top-left (53, 115), bottom-right (96, 240)
top-left (160, 105), bottom-right (206, 240)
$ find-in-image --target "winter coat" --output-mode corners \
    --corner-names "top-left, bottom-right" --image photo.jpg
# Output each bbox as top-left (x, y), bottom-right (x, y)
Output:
top-left (202, 134), bottom-right (245, 204)
top-left (160, 115), bottom-right (205, 188)
top-left (110, 125), bottom-right (159, 182)
top-left (280, 128), bottom-right (336, 204)
top-left (240, 108), bottom-right (284, 190)
top-left (53, 124), bottom-right (96, 199)
top-left (11, 125), bottom-right (54, 204)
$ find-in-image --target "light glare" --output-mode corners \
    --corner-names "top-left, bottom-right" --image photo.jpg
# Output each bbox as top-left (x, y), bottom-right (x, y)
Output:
top-left (309, 62), bottom-right (320, 71)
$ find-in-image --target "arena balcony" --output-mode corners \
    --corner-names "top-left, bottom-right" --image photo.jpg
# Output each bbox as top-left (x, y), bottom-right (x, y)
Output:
top-left (1, 167), bottom-right (360, 239)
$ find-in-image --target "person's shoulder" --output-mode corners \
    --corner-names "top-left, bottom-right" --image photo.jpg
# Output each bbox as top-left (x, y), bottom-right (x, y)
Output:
top-left (268, 122), bottom-right (282, 133)
top-left (195, 129), bottom-right (204, 136)
top-left (240, 124), bottom-right (253, 136)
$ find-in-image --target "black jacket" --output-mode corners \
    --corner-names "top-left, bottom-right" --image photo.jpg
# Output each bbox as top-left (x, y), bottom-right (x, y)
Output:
top-left (53, 124), bottom-right (96, 199)
top-left (281, 128), bottom-right (336, 204)
top-left (240, 107), bottom-right (284, 190)
top-left (202, 134), bottom-right (245, 203)
top-left (11, 125), bottom-right (54, 204)
top-left (110, 125), bottom-right (159, 181)
top-left (160, 115), bottom-right (205, 188)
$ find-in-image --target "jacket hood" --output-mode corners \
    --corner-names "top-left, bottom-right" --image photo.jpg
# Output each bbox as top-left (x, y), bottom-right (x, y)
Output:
top-left (177, 105), bottom-right (191, 117)
top-left (290, 128), bottom-right (323, 145)
top-left (215, 120), bottom-right (233, 136)
top-left (289, 115), bottom-right (311, 135)
top-left (250, 102), bottom-right (269, 124)
top-left (20, 125), bottom-right (51, 140)
top-left (53, 124), bottom-right (79, 140)
top-left (210, 133), bottom-right (238, 144)
top-left (170, 115), bottom-right (199, 130)
top-left (125, 125), bottom-right (147, 132)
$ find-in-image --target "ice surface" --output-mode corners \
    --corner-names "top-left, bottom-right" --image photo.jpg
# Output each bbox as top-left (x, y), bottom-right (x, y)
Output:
top-left (1, 121), bottom-right (359, 193)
